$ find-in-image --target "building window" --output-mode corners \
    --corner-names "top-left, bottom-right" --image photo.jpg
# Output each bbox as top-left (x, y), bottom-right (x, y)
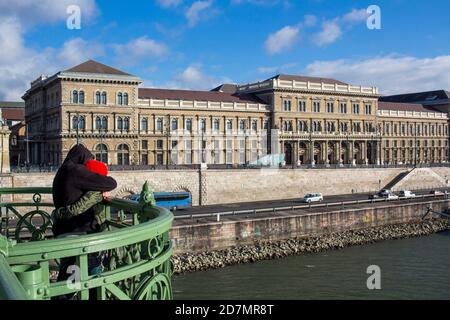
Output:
top-left (313, 121), bottom-right (322, 132)
top-left (239, 119), bottom-right (246, 131)
top-left (78, 116), bottom-right (85, 130)
top-left (213, 119), bottom-right (220, 131)
top-left (156, 140), bottom-right (163, 150)
top-left (340, 103), bottom-right (347, 114)
top-left (326, 102), bottom-right (334, 113)
top-left (352, 103), bottom-right (360, 114)
top-left (124, 93), bottom-right (129, 105)
top-left (185, 118), bottom-right (192, 132)
top-left (226, 140), bottom-right (233, 164)
top-left (313, 101), bottom-right (320, 113)
top-left (171, 118), bottom-right (178, 131)
top-left (117, 93), bottom-right (123, 105)
top-left (282, 121), bottom-right (293, 132)
top-left (326, 122), bottom-right (335, 132)
top-left (117, 117), bottom-right (123, 130)
top-left (283, 99), bottom-right (292, 112)
top-left (141, 118), bottom-right (148, 131)
top-left (96, 92), bottom-right (101, 105)
top-left (117, 144), bottom-right (130, 165)
top-left (226, 119), bottom-right (233, 131)
top-left (142, 140), bottom-right (148, 150)
top-left (263, 120), bottom-right (269, 130)
top-left (124, 117), bottom-right (129, 131)
top-left (298, 101), bottom-right (306, 112)
top-left (101, 92), bottom-right (107, 105)
top-left (340, 122), bottom-right (348, 132)
top-left (199, 119), bottom-right (206, 132)
top-left (156, 154), bottom-right (164, 165)
top-left (95, 144), bottom-right (108, 163)
top-left (251, 120), bottom-right (257, 131)
top-left (101, 117), bottom-right (108, 130)
top-left (365, 104), bottom-right (372, 115)
top-left (298, 121), bottom-right (307, 132)
top-left (156, 118), bottom-right (163, 131)
top-left (72, 91), bottom-right (79, 104)
top-left (185, 140), bottom-right (192, 164)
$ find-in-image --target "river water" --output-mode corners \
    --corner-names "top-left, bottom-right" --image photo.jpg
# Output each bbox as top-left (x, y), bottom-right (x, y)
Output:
top-left (172, 231), bottom-right (450, 300)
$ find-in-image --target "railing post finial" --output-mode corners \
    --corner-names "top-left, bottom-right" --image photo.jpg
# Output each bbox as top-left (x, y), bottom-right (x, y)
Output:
top-left (139, 181), bottom-right (156, 206)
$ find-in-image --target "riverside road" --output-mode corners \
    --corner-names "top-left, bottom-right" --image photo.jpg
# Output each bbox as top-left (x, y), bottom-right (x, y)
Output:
top-left (173, 187), bottom-right (449, 220)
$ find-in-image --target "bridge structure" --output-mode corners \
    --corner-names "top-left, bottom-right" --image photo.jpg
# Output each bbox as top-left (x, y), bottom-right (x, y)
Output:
top-left (0, 182), bottom-right (173, 300)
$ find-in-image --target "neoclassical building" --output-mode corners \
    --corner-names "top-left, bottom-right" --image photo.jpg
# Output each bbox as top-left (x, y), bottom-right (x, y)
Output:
top-left (22, 60), bottom-right (450, 167)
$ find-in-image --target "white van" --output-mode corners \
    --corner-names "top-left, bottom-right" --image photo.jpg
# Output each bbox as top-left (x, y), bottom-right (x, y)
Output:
top-left (303, 193), bottom-right (323, 203)
top-left (399, 190), bottom-right (416, 198)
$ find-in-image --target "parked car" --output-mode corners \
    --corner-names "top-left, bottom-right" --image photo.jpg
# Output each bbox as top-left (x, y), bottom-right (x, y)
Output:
top-left (379, 189), bottom-right (391, 197)
top-left (430, 190), bottom-right (445, 196)
top-left (303, 193), bottom-right (323, 203)
top-left (399, 190), bottom-right (416, 198)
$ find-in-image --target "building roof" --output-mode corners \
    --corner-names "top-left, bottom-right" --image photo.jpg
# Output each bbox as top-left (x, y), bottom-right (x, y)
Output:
top-left (380, 90), bottom-right (450, 105)
top-left (210, 84), bottom-right (238, 93)
top-left (378, 101), bottom-right (441, 113)
top-left (0, 101), bottom-right (25, 108)
top-left (266, 74), bottom-right (348, 86)
top-left (64, 60), bottom-right (132, 76)
top-left (138, 88), bottom-right (265, 104)
top-left (1, 108), bottom-right (25, 120)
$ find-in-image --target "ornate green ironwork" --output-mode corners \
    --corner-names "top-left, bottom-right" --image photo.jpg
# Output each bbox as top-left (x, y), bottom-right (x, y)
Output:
top-left (0, 183), bottom-right (173, 300)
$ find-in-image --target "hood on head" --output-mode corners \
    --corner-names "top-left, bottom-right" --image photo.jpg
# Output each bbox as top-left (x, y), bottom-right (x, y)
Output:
top-left (64, 144), bottom-right (94, 165)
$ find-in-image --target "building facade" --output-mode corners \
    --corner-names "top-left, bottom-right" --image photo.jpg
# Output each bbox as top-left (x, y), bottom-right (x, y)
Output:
top-left (22, 60), bottom-right (450, 167)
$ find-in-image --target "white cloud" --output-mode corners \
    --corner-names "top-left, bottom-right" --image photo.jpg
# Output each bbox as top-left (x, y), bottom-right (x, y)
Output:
top-left (0, 0), bottom-right (98, 27)
top-left (304, 55), bottom-right (450, 95)
top-left (156, 0), bottom-right (183, 8)
top-left (113, 37), bottom-right (169, 64)
top-left (265, 25), bottom-right (300, 55)
top-left (311, 8), bottom-right (368, 46)
top-left (185, 0), bottom-right (214, 27)
top-left (342, 8), bottom-right (370, 24)
top-left (166, 64), bottom-right (232, 90)
top-left (231, 0), bottom-right (289, 5)
top-left (58, 38), bottom-right (104, 66)
top-left (313, 20), bottom-right (342, 46)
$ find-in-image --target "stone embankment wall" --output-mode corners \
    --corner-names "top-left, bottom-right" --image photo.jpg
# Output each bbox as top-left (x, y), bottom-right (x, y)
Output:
top-left (2, 167), bottom-right (450, 205)
top-left (170, 200), bottom-right (450, 254)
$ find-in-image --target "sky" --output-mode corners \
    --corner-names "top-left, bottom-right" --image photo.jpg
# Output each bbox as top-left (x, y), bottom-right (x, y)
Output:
top-left (1, 0), bottom-right (450, 101)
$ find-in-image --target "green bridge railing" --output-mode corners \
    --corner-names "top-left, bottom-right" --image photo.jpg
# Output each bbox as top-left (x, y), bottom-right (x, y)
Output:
top-left (0, 182), bottom-right (174, 300)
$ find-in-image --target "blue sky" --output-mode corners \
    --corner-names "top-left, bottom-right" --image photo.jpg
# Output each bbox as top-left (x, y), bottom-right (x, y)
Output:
top-left (1, 0), bottom-right (450, 100)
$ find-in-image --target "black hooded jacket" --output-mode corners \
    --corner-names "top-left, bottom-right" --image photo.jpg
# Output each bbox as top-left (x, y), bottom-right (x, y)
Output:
top-left (52, 145), bottom-right (117, 235)
top-left (53, 144), bottom-right (117, 208)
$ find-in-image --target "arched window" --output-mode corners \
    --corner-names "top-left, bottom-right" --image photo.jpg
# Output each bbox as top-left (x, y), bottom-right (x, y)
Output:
top-left (78, 116), bottom-right (85, 130)
top-left (171, 118), bottom-right (178, 131)
top-left (101, 92), bottom-right (107, 104)
top-left (117, 144), bottom-right (130, 166)
top-left (156, 118), bottom-right (163, 131)
top-left (79, 91), bottom-right (85, 104)
top-left (95, 116), bottom-right (102, 130)
top-left (239, 120), bottom-right (245, 131)
top-left (185, 118), bottom-right (192, 131)
top-left (95, 144), bottom-right (108, 163)
top-left (72, 91), bottom-right (78, 104)
top-left (124, 117), bottom-right (130, 131)
top-left (72, 116), bottom-right (78, 129)
top-left (226, 120), bottom-right (232, 131)
top-left (141, 118), bottom-right (148, 131)
top-left (96, 92), bottom-right (101, 105)
top-left (117, 117), bottom-right (123, 130)
top-left (101, 116), bottom-right (108, 130)
top-left (117, 93), bottom-right (123, 105)
top-left (213, 119), bottom-right (220, 131)
top-left (200, 119), bottom-right (206, 132)
top-left (124, 93), bottom-right (129, 105)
